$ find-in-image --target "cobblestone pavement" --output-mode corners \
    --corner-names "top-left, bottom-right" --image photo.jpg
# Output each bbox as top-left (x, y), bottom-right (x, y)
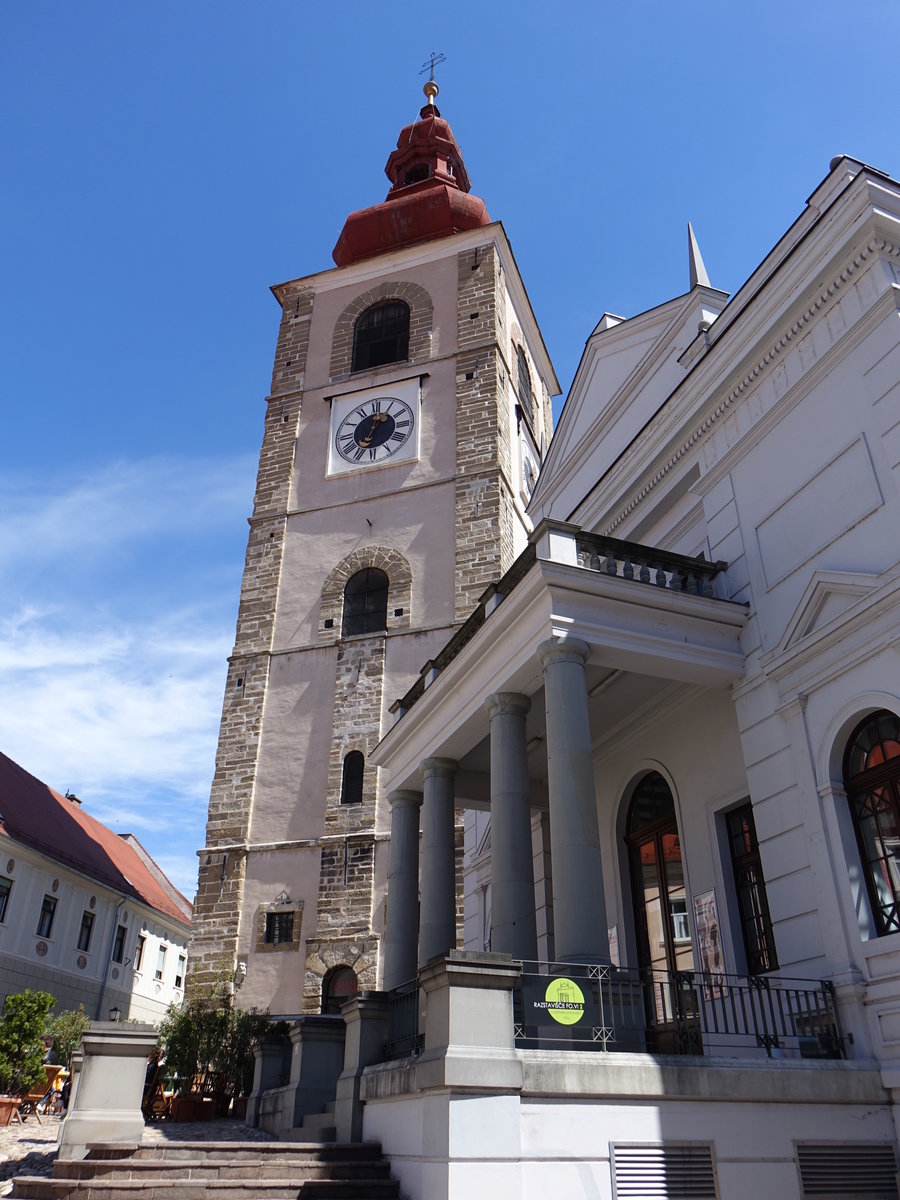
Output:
top-left (0, 1116), bottom-right (276, 1195)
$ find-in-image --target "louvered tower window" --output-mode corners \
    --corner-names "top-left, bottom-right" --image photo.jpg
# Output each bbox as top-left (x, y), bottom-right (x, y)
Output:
top-left (351, 301), bottom-right (410, 372)
top-left (516, 344), bottom-right (535, 425)
top-left (342, 568), bottom-right (389, 637)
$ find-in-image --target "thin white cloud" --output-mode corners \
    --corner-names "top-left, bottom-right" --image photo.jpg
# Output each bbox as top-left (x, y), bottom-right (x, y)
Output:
top-left (0, 454), bottom-right (257, 904)
top-left (0, 456), bottom-right (253, 575)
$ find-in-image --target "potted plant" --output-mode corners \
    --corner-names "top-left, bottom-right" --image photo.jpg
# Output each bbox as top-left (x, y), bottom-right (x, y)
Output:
top-left (218, 1008), bottom-right (272, 1119)
top-left (0, 990), bottom-right (55, 1124)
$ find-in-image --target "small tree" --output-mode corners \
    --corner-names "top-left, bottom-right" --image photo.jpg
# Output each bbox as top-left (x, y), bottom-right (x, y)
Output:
top-left (158, 999), bottom-right (276, 1103)
top-left (0, 990), bottom-right (55, 1096)
top-left (47, 1005), bottom-right (91, 1070)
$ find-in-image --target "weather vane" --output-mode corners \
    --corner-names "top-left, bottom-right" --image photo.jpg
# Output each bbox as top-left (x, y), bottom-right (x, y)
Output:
top-left (419, 51), bottom-right (446, 83)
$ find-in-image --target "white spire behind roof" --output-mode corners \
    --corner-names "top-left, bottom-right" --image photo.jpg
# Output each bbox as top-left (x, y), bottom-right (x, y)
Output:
top-left (688, 221), bottom-right (711, 289)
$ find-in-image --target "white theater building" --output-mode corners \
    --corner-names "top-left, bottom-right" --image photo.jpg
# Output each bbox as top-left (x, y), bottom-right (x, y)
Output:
top-left (353, 155), bottom-right (900, 1198)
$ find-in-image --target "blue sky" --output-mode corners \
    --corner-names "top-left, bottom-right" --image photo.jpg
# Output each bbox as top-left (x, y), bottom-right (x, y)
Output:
top-left (3, 1), bottom-right (898, 898)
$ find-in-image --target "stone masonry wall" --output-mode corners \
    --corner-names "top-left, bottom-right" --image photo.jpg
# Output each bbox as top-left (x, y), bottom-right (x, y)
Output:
top-left (188, 290), bottom-right (313, 995)
top-left (454, 244), bottom-right (518, 617)
top-left (304, 631), bottom-right (386, 1008)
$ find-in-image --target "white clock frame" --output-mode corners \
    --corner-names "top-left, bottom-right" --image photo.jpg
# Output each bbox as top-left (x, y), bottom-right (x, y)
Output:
top-left (326, 377), bottom-right (422, 477)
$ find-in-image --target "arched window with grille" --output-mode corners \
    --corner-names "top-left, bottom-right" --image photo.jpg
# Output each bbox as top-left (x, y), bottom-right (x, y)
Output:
top-left (844, 710), bottom-right (900, 937)
top-left (340, 751), bottom-right (364, 805)
top-left (341, 568), bottom-right (389, 637)
top-left (351, 301), bottom-right (410, 372)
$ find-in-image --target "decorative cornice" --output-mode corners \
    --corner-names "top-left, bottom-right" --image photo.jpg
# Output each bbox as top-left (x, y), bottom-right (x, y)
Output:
top-left (602, 237), bottom-right (900, 535)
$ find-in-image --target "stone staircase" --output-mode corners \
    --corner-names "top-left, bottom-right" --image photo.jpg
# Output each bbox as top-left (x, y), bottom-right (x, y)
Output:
top-left (10, 1140), bottom-right (400, 1199)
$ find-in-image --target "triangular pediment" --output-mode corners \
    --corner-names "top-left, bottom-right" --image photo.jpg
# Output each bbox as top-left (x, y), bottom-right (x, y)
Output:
top-left (532, 286), bottom-right (728, 522)
top-left (778, 570), bottom-right (881, 653)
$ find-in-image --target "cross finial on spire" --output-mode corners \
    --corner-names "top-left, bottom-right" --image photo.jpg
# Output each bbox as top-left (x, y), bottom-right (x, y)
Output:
top-left (420, 50), bottom-right (446, 82)
top-left (419, 50), bottom-right (446, 107)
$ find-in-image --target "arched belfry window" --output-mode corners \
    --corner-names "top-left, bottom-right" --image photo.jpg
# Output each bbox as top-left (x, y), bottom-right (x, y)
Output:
top-left (844, 710), bottom-right (900, 936)
top-left (352, 301), bottom-right (410, 372)
top-left (341, 568), bottom-right (389, 637)
top-left (340, 751), bottom-right (364, 805)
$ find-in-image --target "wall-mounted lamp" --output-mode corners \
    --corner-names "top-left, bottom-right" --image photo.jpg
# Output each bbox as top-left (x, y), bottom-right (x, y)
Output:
top-left (108, 1005), bottom-right (121, 1023)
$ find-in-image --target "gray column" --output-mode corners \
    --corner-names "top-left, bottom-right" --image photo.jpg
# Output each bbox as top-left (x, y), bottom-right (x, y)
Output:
top-left (418, 757), bottom-right (458, 969)
top-left (485, 692), bottom-right (538, 961)
top-left (537, 637), bottom-right (610, 964)
top-left (382, 789), bottom-right (422, 991)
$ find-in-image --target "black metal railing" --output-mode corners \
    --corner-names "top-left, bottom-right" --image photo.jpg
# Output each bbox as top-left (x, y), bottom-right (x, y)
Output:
top-left (574, 531), bottom-right (728, 598)
top-left (386, 977), bottom-right (422, 1059)
top-left (513, 961), bottom-right (844, 1060)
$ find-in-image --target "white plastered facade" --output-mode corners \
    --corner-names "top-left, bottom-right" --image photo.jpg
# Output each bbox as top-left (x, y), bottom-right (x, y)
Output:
top-left (365, 156), bottom-right (900, 1199)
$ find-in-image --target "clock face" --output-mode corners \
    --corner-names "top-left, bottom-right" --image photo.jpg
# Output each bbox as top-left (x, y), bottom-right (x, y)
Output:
top-left (334, 396), bottom-right (415, 466)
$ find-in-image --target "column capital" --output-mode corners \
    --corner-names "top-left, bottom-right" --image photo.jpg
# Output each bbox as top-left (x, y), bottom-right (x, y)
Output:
top-left (537, 636), bottom-right (591, 670)
top-left (484, 691), bottom-right (531, 719)
top-left (421, 756), bottom-right (458, 778)
top-left (387, 789), bottom-right (422, 811)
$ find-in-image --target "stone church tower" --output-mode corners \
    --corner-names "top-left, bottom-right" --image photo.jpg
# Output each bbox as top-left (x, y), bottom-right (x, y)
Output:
top-left (189, 82), bottom-right (557, 1016)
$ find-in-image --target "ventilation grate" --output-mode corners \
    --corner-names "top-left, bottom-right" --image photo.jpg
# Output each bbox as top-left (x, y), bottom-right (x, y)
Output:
top-left (797, 1143), bottom-right (898, 1198)
top-left (612, 1143), bottom-right (717, 1199)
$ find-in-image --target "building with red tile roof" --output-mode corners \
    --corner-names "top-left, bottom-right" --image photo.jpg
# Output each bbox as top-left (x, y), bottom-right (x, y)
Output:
top-left (0, 750), bottom-right (191, 1021)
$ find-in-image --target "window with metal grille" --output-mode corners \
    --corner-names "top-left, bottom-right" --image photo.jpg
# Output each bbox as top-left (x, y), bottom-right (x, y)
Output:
top-left (342, 568), bottom-right (389, 637)
top-left (351, 301), bottom-right (410, 372)
top-left (611, 1143), bottom-right (717, 1199)
top-left (112, 924), bottom-right (127, 963)
top-left (0, 876), bottom-right (11, 923)
top-left (36, 894), bottom-right (57, 938)
top-left (796, 1142), bottom-right (898, 1198)
top-left (265, 911), bottom-right (294, 945)
top-left (77, 910), bottom-right (94, 952)
top-left (340, 751), bottom-right (365, 805)
top-left (844, 710), bottom-right (900, 937)
top-left (726, 802), bottom-right (777, 974)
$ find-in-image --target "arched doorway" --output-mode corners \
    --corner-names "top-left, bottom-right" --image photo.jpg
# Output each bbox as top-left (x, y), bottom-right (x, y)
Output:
top-left (322, 965), bottom-right (359, 1015)
top-left (625, 772), bottom-right (698, 1052)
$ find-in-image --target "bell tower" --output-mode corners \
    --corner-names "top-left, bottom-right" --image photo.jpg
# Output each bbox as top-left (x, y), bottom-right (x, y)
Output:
top-left (189, 82), bottom-right (558, 1015)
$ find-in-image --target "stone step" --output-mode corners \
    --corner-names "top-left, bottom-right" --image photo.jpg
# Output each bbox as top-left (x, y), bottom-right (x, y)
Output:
top-left (12, 1177), bottom-right (400, 1199)
top-left (85, 1142), bottom-right (382, 1165)
top-left (282, 1126), bottom-right (337, 1144)
top-left (10, 1139), bottom-right (399, 1200)
top-left (54, 1158), bottom-right (391, 1183)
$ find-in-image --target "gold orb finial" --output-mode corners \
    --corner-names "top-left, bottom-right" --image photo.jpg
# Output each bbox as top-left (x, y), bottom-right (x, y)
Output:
top-left (423, 79), bottom-right (439, 106)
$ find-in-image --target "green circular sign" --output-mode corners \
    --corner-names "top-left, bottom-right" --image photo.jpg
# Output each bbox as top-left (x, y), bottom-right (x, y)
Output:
top-left (544, 977), bottom-right (585, 1025)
